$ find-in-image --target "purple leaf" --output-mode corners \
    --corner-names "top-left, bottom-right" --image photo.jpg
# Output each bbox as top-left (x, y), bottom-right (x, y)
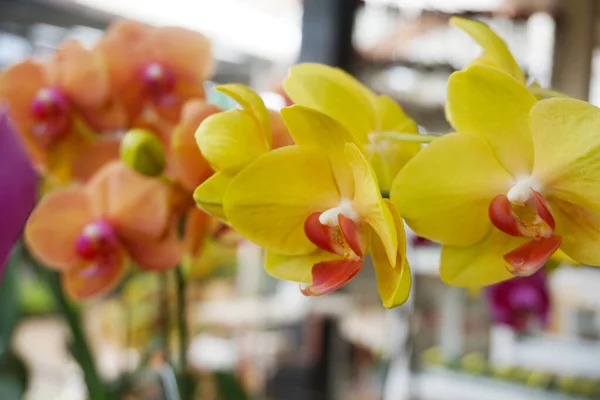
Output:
top-left (0, 110), bottom-right (38, 278)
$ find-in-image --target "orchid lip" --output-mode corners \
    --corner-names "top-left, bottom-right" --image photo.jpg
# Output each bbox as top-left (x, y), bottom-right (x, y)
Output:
top-left (305, 211), bottom-right (364, 260)
top-left (30, 86), bottom-right (70, 144)
top-left (141, 62), bottom-right (175, 99)
top-left (75, 219), bottom-right (119, 260)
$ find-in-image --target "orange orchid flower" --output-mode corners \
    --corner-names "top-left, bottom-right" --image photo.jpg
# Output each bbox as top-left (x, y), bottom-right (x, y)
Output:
top-left (0, 41), bottom-right (124, 183)
top-left (25, 161), bottom-right (180, 299)
top-left (96, 20), bottom-right (213, 124)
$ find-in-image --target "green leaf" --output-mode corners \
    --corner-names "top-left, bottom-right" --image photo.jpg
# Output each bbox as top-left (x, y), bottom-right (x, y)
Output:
top-left (0, 244), bottom-right (22, 356)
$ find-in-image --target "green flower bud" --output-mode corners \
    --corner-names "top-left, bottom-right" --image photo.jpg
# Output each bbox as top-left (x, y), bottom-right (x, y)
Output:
top-left (120, 128), bottom-right (166, 177)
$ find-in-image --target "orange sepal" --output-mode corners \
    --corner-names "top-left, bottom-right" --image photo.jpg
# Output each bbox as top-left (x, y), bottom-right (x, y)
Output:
top-left (0, 61), bottom-right (48, 162)
top-left (52, 40), bottom-right (110, 109)
top-left (300, 259), bottom-right (363, 296)
top-left (170, 100), bottom-right (219, 190)
top-left (184, 207), bottom-right (211, 257)
top-left (143, 26), bottom-right (213, 83)
top-left (504, 235), bottom-right (562, 277)
top-left (122, 227), bottom-right (181, 271)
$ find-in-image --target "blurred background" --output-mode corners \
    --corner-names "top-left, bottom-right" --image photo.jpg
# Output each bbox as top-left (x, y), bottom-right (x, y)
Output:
top-left (2, 0), bottom-right (600, 399)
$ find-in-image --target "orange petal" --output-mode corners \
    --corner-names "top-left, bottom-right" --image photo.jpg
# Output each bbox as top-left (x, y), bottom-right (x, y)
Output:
top-left (53, 41), bottom-right (110, 108)
top-left (62, 251), bottom-right (126, 299)
top-left (300, 259), bottom-right (363, 296)
top-left (25, 186), bottom-right (92, 270)
top-left (184, 207), bottom-right (211, 257)
top-left (96, 20), bottom-right (149, 91)
top-left (144, 26), bottom-right (213, 83)
top-left (153, 81), bottom-right (206, 122)
top-left (80, 101), bottom-right (128, 132)
top-left (94, 20), bottom-right (149, 120)
top-left (123, 227), bottom-right (181, 271)
top-left (85, 161), bottom-right (170, 239)
top-left (72, 138), bottom-right (120, 182)
top-left (269, 110), bottom-right (294, 148)
top-left (170, 100), bottom-right (219, 190)
top-left (504, 235), bottom-right (562, 277)
top-left (0, 61), bottom-right (47, 161)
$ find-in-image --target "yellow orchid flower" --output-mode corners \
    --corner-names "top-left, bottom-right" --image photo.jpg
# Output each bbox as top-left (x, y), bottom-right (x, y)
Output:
top-left (221, 105), bottom-right (410, 307)
top-left (283, 63), bottom-right (420, 190)
top-left (193, 84), bottom-right (291, 219)
top-left (391, 64), bottom-right (600, 287)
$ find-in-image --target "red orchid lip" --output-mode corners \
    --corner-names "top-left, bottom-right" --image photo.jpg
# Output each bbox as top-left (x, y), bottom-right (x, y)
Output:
top-left (301, 259), bottom-right (363, 296)
top-left (489, 190), bottom-right (561, 277)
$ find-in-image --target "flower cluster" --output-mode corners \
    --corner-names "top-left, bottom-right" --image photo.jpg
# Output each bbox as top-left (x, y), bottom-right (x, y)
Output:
top-left (8, 16), bottom-right (600, 309)
top-left (193, 17), bottom-right (600, 308)
top-left (1, 20), bottom-right (236, 298)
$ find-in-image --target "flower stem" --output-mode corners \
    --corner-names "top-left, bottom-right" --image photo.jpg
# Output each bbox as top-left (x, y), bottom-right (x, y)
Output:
top-left (175, 266), bottom-right (190, 400)
top-left (376, 132), bottom-right (439, 143)
top-left (45, 270), bottom-right (108, 400)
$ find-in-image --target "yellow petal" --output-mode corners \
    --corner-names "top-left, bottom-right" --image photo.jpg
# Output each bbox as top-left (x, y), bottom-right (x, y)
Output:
top-left (551, 198), bottom-right (600, 266)
top-left (265, 250), bottom-right (342, 284)
top-left (193, 170), bottom-right (234, 221)
top-left (391, 132), bottom-right (512, 246)
top-left (441, 229), bottom-right (526, 287)
top-left (224, 146), bottom-right (340, 255)
top-left (370, 200), bottom-right (411, 308)
top-left (216, 84), bottom-right (272, 147)
top-left (447, 65), bottom-right (536, 176)
top-left (366, 150), bottom-right (391, 192)
top-left (283, 63), bottom-right (376, 142)
top-left (531, 98), bottom-right (600, 212)
top-left (372, 95), bottom-right (421, 190)
top-left (451, 17), bottom-right (525, 83)
top-left (345, 143), bottom-right (397, 265)
top-left (281, 105), bottom-right (361, 198)
top-left (196, 109), bottom-right (268, 173)
top-left (375, 95), bottom-right (418, 133)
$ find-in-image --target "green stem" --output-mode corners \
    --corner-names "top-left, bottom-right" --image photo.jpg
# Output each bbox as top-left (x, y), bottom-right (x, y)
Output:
top-left (160, 273), bottom-right (171, 363)
top-left (45, 270), bottom-right (108, 400)
top-left (175, 266), bottom-right (190, 400)
top-left (375, 132), bottom-right (439, 143)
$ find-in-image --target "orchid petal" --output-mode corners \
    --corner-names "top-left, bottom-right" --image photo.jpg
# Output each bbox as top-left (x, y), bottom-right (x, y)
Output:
top-left (391, 132), bottom-right (512, 246)
top-left (25, 186), bottom-right (91, 270)
top-left (224, 146), bottom-right (340, 255)
top-left (447, 65), bottom-right (536, 176)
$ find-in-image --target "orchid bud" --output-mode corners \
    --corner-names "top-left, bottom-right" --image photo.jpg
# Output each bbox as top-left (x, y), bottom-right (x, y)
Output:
top-left (120, 128), bottom-right (166, 177)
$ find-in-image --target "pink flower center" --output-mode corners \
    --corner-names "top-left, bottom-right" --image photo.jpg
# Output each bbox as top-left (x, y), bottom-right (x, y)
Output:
top-left (141, 62), bottom-right (176, 106)
top-left (30, 87), bottom-right (70, 147)
top-left (75, 220), bottom-right (119, 261)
